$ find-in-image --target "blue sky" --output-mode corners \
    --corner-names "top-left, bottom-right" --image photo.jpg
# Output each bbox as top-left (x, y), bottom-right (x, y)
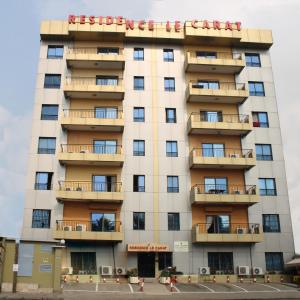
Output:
top-left (0, 0), bottom-right (299, 251)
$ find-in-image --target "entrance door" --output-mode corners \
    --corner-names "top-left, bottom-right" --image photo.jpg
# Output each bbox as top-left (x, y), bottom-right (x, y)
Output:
top-left (137, 252), bottom-right (155, 278)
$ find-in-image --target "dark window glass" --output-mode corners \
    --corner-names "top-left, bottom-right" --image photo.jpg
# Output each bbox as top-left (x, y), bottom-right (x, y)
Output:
top-left (166, 141), bottom-right (178, 157)
top-left (133, 212), bottom-right (145, 230)
top-left (263, 215), bottom-right (280, 232)
top-left (167, 176), bottom-right (179, 193)
top-left (92, 175), bottom-right (116, 192)
top-left (47, 45), bottom-right (64, 59)
top-left (97, 47), bottom-right (119, 55)
top-left (91, 213), bottom-right (115, 232)
top-left (41, 105), bottom-right (58, 120)
top-left (168, 213), bottom-right (180, 231)
top-left (93, 140), bottom-right (117, 154)
top-left (204, 177), bottom-right (228, 194)
top-left (71, 252), bottom-right (97, 275)
top-left (38, 137), bottom-right (56, 154)
top-left (166, 108), bottom-right (176, 123)
top-left (196, 51), bottom-right (217, 59)
top-left (256, 144), bottom-right (273, 160)
top-left (35, 172), bottom-right (53, 190)
top-left (133, 107), bottom-right (145, 122)
top-left (158, 253), bottom-right (173, 270)
top-left (202, 143), bottom-right (224, 157)
top-left (96, 76), bottom-right (118, 86)
top-left (265, 252), bottom-right (284, 272)
top-left (94, 107), bottom-right (117, 119)
top-left (249, 81), bottom-right (265, 96)
top-left (206, 215), bottom-right (230, 234)
top-left (133, 140), bottom-right (145, 156)
top-left (134, 48), bottom-right (144, 61)
top-left (200, 111), bottom-right (222, 122)
top-left (245, 53), bottom-right (261, 67)
top-left (163, 49), bottom-right (174, 62)
top-left (164, 77), bottom-right (175, 91)
top-left (32, 209), bottom-right (51, 228)
top-left (259, 178), bottom-right (277, 196)
top-left (44, 74), bottom-right (61, 88)
top-left (208, 252), bottom-right (234, 274)
top-left (133, 175), bottom-right (145, 192)
top-left (252, 112), bottom-right (269, 128)
top-left (193, 80), bottom-right (219, 89)
top-left (134, 76), bottom-right (144, 90)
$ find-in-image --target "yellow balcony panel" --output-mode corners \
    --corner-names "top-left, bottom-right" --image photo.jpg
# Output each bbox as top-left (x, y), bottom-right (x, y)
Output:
top-left (66, 48), bottom-right (125, 70)
top-left (56, 181), bottom-right (123, 203)
top-left (58, 144), bottom-right (124, 166)
top-left (185, 52), bottom-right (245, 74)
top-left (188, 113), bottom-right (252, 136)
top-left (186, 82), bottom-right (249, 104)
top-left (189, 148), bottom-right (255, 170)
top-left (64, 77), bottom-right (124, 100)
top-left (53, 220), bottom-right (123, 242)
top-left (192, 224), bottom-right (264, 244)
top-left (190, 184), bottom-right (259, 206)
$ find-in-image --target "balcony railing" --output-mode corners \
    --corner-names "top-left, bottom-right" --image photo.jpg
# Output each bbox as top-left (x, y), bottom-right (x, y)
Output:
top-left (192, 184), bottom-right (257, 195)
top-left (67, 47), bottom-right (124, 56)
top-left (65, 76), bottom-right (124, 88)
top-left (63, 109), bottom-right (123, 119)
top-left (58, 181), bottom-right (122, 192)
top-left (191, 147), bottom-right (253, 159)
top-left (190, 81), bottom-right (247, 91)
top-left (189, 113), bottom-right (250, 124)
top-left (195, 223), bottom-right (262, 235)
top-left (60, 144), bottom-right (122, 154)
top-left (188, 51), bottom-right (243, 60)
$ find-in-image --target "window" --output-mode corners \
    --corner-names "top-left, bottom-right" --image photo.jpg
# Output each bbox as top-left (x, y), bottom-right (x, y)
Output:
top-left (167, 176), bottom-right (179, 193)
top-left (193, 80), bottom-right (219, 89)
top-left (252, 112), bottom-right (269, 128)
top-left (32, 209), bottom-right (51, 228)
top-left (206, 215), bottom-right (230, 233)
top-left (245, 53), bottom-right (261, 67)
top-left (168, 213), bottom-right (180, 231)
top-left (133, 48), bottom-right (144, 61)
top-left (94, 107), bottom-right (118, 119)
top-left (91, 213), bottom-right (115, 232)
top-left (202, 143), bottom-right (224, 157)
top-left (133, 212), bottom-right (145, 230)
top-left (35, 172), bottom-right (53, 190)
top-left (134, 76), bottom-right (144, 90)
top-left (265, 252), bottom-right (284, 272)
top-left (133, 140), bottom-right (145, 156)
top-left (47, 45), bottom-right (64, 59)
top-left (204, 177), bottom-right (228, 194)
top-left (97, 47), bottom-right (119, 55)
top-left (41, 104), bottom-right (58, 120)
top-left (263, 215), bottom-right (280, 233)
top-left (166, 141), bottom-right (178, 157)
top-left (249, 81), bottom-right (265, 96)
top-left (133, 175), bottom-right (145, 192)
top-left (259, 178), bottom-right (277, 196)
top-left (255, 144), bottom-right (273, 161)
top-left (44, 74), bottom-right (61, 88)
top-left (196, 51), bottom-right (217, 59)
top-left (158, 253), bottom-right (173, 270)
top-left (96, 76), bottom-right (118, 86)
top-left (93, 140), bottom-right (117, 154)
top-left (133, 107), bottom-right (145, 122)
top-left (163, 49), bottom-right (174, 62)
top-left (164, 77), bottom-right (175, 91)
top-left (93, 175), bottom-right (116, 192)
top-left (165, 108), bottom-right (176, 123)
top-left (200, 111), bottom-right (222, 122)
top-left (71, 252), bottom-right (97, 275)
top-left (38, 137), bottom-right (56, 154)
top-left (208, 252), bottom-right (234, 274)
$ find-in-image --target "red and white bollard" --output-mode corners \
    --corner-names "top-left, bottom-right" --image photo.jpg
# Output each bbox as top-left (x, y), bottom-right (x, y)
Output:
top-left (103, 277), bottom-right (106, 283)
top-left (226, 275), bottom-right (230, 283)
top-left (213, 275), bottom-right (216, 283)
top-left (253, 277), bottom-right (257, 283)
top-left (267, 275), bottom-right (270, 283)
top-left (116, 277), bottom-right (120, 284)
top-left (188, 275), bottom-right (191, 283)
top-left (63, 275), bottom-right (67, 282)
top-left (170, 281), bottom-right (175, 292)
top-left (76, 276), bottom-right (79, 283)
top-left (240, 277), bottom-right (244, 283)
top-left (280, 276), bottom-right (284, 283)
top-left (139, 278), bottom-right (144, 292)
top-left (89, 276), bottom-right (93, 283)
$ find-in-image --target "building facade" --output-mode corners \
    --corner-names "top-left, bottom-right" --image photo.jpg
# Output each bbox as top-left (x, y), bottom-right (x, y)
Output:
top-left (21, 17), bottom-right (295, 278)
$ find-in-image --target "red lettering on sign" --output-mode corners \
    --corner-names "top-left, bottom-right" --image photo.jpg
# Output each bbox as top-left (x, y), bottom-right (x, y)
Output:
top-left (175, 21), bottom-right (181, 32)
top-left (148, 20), bottom-right (154, 31)
top-left (116, 16), bottom-right (123, 25)
top-left (68, 15), bottom-right (76, 24)
top-left (106, 16), bottom-right (113, 25)
top-left (236, 21), bottom-right (242, 31)
top-left (126, 19), bottom-right (135, 30)
top-left (98, 16), bottom-right (103, 25)
top-left (89, 16), bottom-right (95, 25)
top-left (225, 21), bottom-right (233, 30)
top-left (138, 20), bottom-right (145, 30)
top-left (80, 15), bottom-right (86, 24)
top-left (166, 21), bottom-right (171, 32)
top-left (213, 20), bottom-right (221, 30)
top-left (191, 20), bottom-right (198, 28)
top-left (202, 20), bottom-right (210, 29)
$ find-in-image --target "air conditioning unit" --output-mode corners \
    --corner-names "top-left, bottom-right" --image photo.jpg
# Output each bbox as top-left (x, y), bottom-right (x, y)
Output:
top-left (253, 267), bottom-right (264, 275)
top-left (100, 265), bottom-right (113, 276)
top-left (76, 224), bottom-right (87, 231)
top-left (62, 267), bottom-right (73, 275)
top-left (115, 267), bottom-right (126, 275)
top-left (199, 267), bottom-right (210, 275)
top-left (238, 266), bottom-right (250, 275)
top-left (237, 228), bottom-right (246, 234)
top-left (63, 226), bottom-right (73, 231)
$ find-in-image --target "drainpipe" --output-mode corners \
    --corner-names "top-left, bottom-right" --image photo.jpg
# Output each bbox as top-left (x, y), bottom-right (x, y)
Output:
top-left (112, 243), bottom-right (116, 276)
top-left (12, 242), bottom-right (19, 293)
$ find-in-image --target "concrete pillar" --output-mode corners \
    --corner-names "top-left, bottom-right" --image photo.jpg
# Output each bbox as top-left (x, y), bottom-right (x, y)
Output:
top-left (53, 246), bottom-right (63, 292)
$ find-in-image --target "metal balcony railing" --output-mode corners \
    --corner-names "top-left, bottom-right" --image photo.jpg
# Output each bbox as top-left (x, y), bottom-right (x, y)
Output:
top-left (191, 147), bottom-right (253, 159)
top-left (63, 109), bottom-right (123, 119)
top-left (192, 184), bottom-right (257, 195)
top-left (60, 144), bottom-right (122, 154)
top-left (195, 223), bottom-right (262, 234)
top-left (190, 81), bottom-right (246, 91)
top-left (58, 181), bottom-right (122, 192)
top-left (188, 51), bottom-right (243, 60)
top-left (67, 47), bottom-right (124, 56)
top-left (56, 220), bottom-right (122, 232)
top-left (65, 77), bottom-right (124, 87)
top-left (189, 112), bottom-right (250, 124)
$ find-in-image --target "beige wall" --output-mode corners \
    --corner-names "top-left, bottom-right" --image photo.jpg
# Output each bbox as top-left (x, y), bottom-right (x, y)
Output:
top-left (187, 102), bottom-right (238, 116)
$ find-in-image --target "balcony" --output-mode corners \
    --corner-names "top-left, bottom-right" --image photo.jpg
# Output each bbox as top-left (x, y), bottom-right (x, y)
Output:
top-left (188, 113), bottom-right (252, 136)
top-left (66, 48), bottom-right (125, 70)
top-left (185, 52), bottom-right (245, 74)
top-left (192, 223), bottom-right (264, 243)
top-left (53, 220), bottom-right (123, 242)
top-left (64, 77), bottom-right (124, 100)
top-left (190, 184), bottom-right (259, 206)
top-left (58, 144), bottom-right (124, 166)
top-left (189, 148), bottom-right (255, 169)
top-left (56, 181), bottom-right (123, 203)
top-left (186, 82), bottom-right (249, 104)
top-left (61, 109), bottom-right (124, 132)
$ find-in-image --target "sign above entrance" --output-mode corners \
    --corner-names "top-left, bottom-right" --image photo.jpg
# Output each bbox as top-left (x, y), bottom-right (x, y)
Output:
top-left (127, 243), bottom-right (170, 252)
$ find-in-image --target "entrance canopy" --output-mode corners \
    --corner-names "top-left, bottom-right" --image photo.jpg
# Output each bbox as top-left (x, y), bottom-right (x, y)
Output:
top-left (285, 258), bottom-right (300, 268)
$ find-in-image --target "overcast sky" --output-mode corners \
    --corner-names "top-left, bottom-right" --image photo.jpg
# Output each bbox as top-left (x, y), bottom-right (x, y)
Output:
top-left (0, 0), bottom-right (299, 251)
